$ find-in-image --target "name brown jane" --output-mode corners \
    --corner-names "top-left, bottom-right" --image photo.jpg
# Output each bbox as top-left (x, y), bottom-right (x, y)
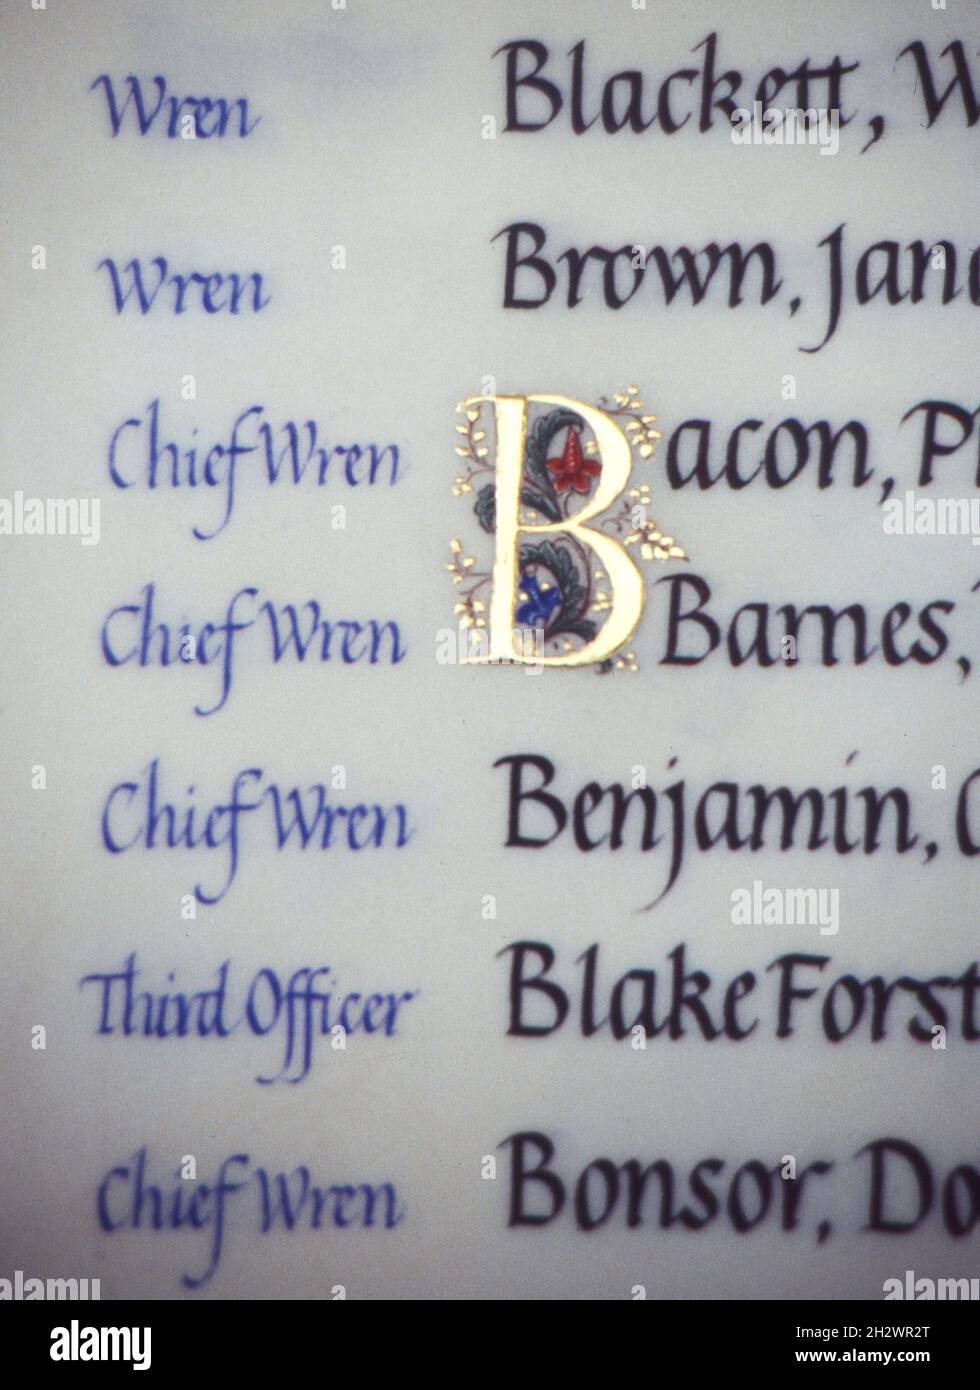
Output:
top-left (494, 754), bottom-right (980, 907)
top-left (496, 220), bottom-right (980, 352)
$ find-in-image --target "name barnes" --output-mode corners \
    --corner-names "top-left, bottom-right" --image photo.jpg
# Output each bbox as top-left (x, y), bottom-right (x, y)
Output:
top-left (494, 754), bottom-right (980, 908)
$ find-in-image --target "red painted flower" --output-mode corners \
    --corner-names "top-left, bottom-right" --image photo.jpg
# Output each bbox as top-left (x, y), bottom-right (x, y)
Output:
top-left (546, 427), bottom-right (600, 494)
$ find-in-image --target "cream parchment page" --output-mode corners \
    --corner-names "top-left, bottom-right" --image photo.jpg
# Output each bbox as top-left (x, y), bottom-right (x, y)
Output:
top-left (0, 0), bottom-right (976, 1300)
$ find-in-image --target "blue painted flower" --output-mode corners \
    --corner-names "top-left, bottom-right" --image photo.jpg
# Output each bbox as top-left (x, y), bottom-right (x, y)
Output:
top-left (516, 572), bottom-right (560, 627)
